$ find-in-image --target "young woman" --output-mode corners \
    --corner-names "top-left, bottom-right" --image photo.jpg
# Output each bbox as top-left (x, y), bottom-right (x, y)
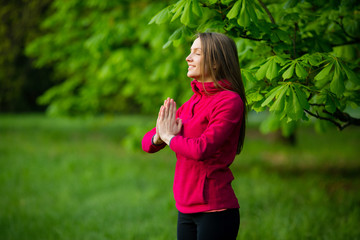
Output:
top-left (142, 32), bottom-right (247, 240)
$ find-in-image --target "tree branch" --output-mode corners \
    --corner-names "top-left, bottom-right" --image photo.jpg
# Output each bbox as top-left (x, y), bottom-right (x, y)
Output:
top-left (309, 103), bottom-right (325, 107)
top-left (332, 39), bottom-right (360, 47)
top-left (258, 0), bottom-right (276, 24)
top-left (304, 109), bottom-right (343, 129)
top-left (238, 34), bottom-right (264, 41)
top-left (304, 108), bottom-right (360, 130)
top-left (328, 109), bottom-right (360, 126)
top-left (225, 27), bottom-right (265, 41)
top-left (334, 18), bottom-right (360, 41)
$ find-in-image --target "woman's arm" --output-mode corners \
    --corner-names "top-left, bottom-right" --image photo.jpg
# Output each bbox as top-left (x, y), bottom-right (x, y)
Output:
top-left (142, 127), bottom-right (167, 153)
top-left (169, 94), bottom-right (243, 160)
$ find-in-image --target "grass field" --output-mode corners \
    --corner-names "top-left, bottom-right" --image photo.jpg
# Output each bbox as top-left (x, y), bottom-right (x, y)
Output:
top-left (0, 114), bottom-right (359, 240)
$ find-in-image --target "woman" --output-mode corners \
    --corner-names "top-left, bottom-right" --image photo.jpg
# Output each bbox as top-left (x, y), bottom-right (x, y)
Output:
top-left (142, 32), bottom-right (247, 240)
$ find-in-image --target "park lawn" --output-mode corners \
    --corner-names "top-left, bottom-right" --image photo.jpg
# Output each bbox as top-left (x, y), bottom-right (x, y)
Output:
top-left (0, 114), bottom-right (359, 240)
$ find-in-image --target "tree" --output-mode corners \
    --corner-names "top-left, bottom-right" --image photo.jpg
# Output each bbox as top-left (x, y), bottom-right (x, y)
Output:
top-left (27, 0), bottom-right (360, 137)
top-left (26, 0), bottom-right (192, 116)
top-left (0, 0), bottom-right (54, 112)
top-left (149, 0), bottom-right (360, 136)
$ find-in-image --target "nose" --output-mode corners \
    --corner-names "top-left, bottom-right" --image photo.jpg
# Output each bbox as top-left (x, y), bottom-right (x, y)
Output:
top-left (186, 53), bottom-right (192, 62)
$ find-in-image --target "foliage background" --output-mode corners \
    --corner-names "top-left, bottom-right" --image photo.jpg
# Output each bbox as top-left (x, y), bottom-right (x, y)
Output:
top-left (2, 0), bottom-right (359, 136)
top-left (24, 0), bottom-right (192, 116)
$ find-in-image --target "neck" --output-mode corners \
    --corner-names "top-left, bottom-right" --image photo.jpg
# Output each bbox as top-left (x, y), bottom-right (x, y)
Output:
top-left (198, 75), bottom-right (215, 83)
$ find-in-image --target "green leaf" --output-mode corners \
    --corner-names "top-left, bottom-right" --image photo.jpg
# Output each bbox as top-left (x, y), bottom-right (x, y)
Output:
top-left (242, 69), bottom-right (258, 82)
top-left (270, 32), bottom-right (280, 43)
top-left (266, 59), bottom-right (280, 80)
top-left (325, 94), bottom-right (336, 113)
top-left (286, 87), bottom-right (295, 117)
top-left (191, 0), bottom-right (202, 16)
top-left (344, 18), bottom-right (360, 37)
top-left (282, 63), bottom-right (295, 80)
top-left (255, 59), bottom-right (271, 80)
top-left (252, 101), bottom-right (266, 112)
top-left (238, 0), bottom-right (250, 27)
top-left (162, 40), bottom-right (173, 49)
top-left (293, 84), bottom-right (310, 110)
top-left (295, 63), bottom-right (308, 79)
top-left (342, 63), bottom-right (360, 85)
top-left (287, 87), bottom-right (303, 120)
top-left (275, 29), bottom-right (292, 43)
top-left (221, 0), bottom-right (233, 4)
top-left (270, 85), bottom-right (288, 112)
top-left (227, 0), bottom-right (242, 19)
top-left (274, 55), bottom-right (287, 65)
top-left (180, 1), bottom-right (192, 26)
top-left (261, 85), bottom-right (284, 107)
top-left (284, 0), bottom-right (299, 9)
top-left (330, 64), bottom-right (345, 97)
top-left (315, 62), bottom-right (334, 81)
top-left (171, 0), bottom-right (186, 22)
top-left (149, 7), bottom-right (170, 24)
top-left (242, 69), bottom-right (258, 90)
top-left (306, 54), bottom-right (323, 66)
top-left (162, 28), bottom-right (182, 48)
top-left (246, 0), bottom-right (258, 21)
top-left (247, 91), bottom-right (264, 104)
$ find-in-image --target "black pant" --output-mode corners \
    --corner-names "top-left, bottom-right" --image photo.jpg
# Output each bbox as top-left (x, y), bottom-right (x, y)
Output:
top-left (177, 208), bottom-right (240, 240)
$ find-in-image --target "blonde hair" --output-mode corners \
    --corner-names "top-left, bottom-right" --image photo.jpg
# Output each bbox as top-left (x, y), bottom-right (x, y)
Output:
top-left (198, 32), bottom-right (247, 154)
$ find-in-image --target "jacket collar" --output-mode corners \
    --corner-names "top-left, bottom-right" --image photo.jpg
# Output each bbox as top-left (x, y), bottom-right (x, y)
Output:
top-left (191, 79), bottom-right (232, 95)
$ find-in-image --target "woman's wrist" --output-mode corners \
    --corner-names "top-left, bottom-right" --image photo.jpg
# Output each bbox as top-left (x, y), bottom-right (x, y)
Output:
top-left (162, 134), bottom-right (175, 145)
top-left (152, 134), bottom-right (164, 145)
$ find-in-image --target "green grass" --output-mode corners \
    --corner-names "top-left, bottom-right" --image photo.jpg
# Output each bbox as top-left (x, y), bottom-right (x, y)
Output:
top-left (0, 114), bottom-right (359, 240)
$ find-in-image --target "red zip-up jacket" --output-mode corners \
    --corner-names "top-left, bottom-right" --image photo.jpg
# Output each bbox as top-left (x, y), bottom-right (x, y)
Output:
top-left (142, 79), bottom-right (244, 213)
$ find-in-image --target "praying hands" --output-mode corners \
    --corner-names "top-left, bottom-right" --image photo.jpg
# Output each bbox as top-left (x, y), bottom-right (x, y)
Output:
top-left (153, 98), bottom-right (182, 145)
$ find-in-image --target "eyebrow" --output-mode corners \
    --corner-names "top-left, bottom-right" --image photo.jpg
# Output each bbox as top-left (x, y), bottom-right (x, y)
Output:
top-left (190, 48), bottom-right (201, 51)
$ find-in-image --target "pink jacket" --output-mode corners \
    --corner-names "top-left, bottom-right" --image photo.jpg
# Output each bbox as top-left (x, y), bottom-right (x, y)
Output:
top-left (142, 79), bottom-right (244, 213)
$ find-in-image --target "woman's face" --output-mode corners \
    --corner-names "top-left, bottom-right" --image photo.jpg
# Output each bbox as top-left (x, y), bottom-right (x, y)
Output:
top-left (186, 38), bottom-right (212, 82)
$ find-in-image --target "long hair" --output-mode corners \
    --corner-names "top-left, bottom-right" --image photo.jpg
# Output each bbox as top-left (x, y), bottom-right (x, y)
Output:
top-left (198, 32), bottom-right (247, 154)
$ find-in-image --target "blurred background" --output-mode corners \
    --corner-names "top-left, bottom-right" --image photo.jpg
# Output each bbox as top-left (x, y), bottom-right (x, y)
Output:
top-left (0, 0), bottom-right (359, 239)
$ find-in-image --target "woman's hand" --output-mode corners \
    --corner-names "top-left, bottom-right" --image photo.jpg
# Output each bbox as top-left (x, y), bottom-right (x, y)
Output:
top-left (156, 98), bottom-right (182, 145)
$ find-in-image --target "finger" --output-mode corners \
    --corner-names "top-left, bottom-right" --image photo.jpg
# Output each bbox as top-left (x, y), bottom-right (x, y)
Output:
top-left (172, 100), bottom-right (177, 117)
top-left (169, 99), bottom-right (175, 120)
top-left (164, 100), bottom-right (170, 118)
top-left (159, 105), bottom-right (164, 120)
top-left (158, 105), bottom-right (162, 117)
top-left (164, 99), bottom-right (168, 112)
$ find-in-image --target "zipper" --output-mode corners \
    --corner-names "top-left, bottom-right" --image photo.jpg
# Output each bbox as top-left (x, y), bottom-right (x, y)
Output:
top-left (191, 94), bottom-right (202, 118)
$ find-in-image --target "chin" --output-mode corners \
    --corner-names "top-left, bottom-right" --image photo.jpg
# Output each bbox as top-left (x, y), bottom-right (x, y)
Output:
top-left (187, 72), bottom-right (198, 79)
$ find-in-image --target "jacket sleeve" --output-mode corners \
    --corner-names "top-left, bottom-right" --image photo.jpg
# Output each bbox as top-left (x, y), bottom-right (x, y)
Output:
top-left (141, 127), bottom-right (166, 153)
top-left (169, 93), bottom-right (243, 160)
